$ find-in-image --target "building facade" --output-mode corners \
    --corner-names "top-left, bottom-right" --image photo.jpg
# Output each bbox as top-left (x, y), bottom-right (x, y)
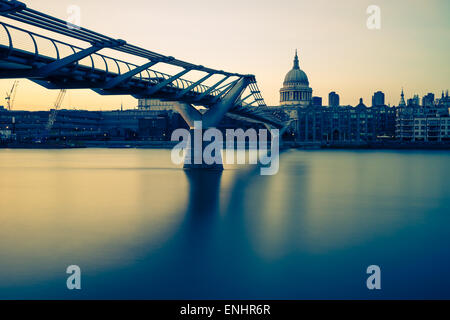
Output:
top-left (292, 104), bottom-right (396, 144)
top-left (137, 99), bottom-right (177, 111)
top-left (396, 90), bottom-right (450, 142)
top-left (0, 108), bottom-right (187, 142)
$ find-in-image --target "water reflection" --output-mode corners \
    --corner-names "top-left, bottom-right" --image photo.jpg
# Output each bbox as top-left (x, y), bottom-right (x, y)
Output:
top-left (185, 170), bottom-right (222, 219)
top-left (1, 149), bottom-right (450, 299)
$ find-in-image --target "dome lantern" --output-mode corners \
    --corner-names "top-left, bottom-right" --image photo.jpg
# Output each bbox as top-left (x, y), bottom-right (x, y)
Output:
top-left (293, 49), bottom-right (300, 69)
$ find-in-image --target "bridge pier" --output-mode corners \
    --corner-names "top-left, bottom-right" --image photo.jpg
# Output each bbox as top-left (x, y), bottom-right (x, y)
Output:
top-left (183, 128), bottom-right (224, 171)
top-left (174, 77), bottom-right (251, 171)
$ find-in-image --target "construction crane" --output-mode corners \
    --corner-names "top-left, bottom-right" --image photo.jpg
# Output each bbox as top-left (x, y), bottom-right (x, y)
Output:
top-left (5, 80), bottom-right (19, 111)
top-left (45, 89), bottom-right (67, 133)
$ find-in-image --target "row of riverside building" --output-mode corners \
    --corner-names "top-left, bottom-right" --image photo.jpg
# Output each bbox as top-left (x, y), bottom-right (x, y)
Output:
top-left (1, 50), bottom-right (449, 144)
top-left (271, 51), bottom-right (450, 144)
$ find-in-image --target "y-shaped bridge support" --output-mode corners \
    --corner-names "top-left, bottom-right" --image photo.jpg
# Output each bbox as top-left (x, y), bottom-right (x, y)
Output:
top-left (174, 77), bottom-right (251, 171)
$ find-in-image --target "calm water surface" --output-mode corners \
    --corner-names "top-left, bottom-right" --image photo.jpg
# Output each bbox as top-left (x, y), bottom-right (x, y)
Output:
top-left (1, 148), bottom-right (450, 299)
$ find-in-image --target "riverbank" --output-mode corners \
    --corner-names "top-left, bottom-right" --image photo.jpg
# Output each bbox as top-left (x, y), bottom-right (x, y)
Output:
top-left (2, 140), bottom-right (450, 150)
top-left (320, 141), bottom-right (450, 150)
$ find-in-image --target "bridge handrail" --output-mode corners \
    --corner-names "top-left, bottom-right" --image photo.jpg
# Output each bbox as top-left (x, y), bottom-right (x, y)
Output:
top-left (0, 0), bottom-right (245, 78)
top-left (0, 20), bottom-right (224, 96)
top-left (0, 0), bottom-right (278, 115)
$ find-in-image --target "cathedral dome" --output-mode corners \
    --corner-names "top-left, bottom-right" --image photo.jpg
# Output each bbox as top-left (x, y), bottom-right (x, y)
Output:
top-left (280, 50), bottom-right (312, 107)
top-left (283, 50), bottom-right (309, 86)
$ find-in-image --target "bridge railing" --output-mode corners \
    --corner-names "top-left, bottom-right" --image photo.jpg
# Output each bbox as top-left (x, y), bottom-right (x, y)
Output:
top-left (0, 21), bottom-right (222, 96)
top-left (0, 0), bottom-right (250, 99)
top-left (0, 0), bottom-right (285, 127)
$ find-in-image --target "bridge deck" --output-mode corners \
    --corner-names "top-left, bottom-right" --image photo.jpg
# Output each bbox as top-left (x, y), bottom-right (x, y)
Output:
top-left (0, 0), bottom-right (284, 129)
top-left (0, 39), bottom-right (226, 105)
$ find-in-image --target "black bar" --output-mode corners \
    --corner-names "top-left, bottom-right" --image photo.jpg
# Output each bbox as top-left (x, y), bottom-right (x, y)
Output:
top-left (1, 300), bottom-right (449, 318)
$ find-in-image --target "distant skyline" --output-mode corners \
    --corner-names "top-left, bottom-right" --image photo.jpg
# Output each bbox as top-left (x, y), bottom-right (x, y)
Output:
top-left (0, 0), bottom-right (449, 110)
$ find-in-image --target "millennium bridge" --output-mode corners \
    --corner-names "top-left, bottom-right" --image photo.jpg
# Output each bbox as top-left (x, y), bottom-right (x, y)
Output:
top-left (0, 0), bottom-right (286, 169)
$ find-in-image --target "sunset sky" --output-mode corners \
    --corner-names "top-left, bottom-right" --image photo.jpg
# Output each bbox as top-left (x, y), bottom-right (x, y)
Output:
top-left (0, 0), bottom-right (449, 110)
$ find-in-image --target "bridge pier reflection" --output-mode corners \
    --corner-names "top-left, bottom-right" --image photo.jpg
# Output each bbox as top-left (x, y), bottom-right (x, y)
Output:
top-left (185, 169), bottom-right (222, 217)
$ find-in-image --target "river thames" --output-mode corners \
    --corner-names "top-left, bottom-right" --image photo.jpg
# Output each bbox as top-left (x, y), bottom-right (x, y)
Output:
top-left (1, 149), bottom-right (450, 299)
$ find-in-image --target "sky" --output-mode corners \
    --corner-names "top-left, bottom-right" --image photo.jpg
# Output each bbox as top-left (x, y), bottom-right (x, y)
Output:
top-left (0, 0), bottom-right (449, 110)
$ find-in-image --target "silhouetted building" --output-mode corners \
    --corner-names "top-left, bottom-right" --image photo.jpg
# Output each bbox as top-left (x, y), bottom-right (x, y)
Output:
top-left (407, 94), bottom-right (420, 106)
top-left (372, 91), bottom-right (385, 107)
top-left (356, 98), bottom-right (367, 108)
top-left (329, 91), bottom-right (340, 107)
top-left (312, 97), bottom-right (322, 107)
top-left (422, 93), bottom-right (435, 107)
top-left (399, 88), bottom-right (406, 107)
top-left (437, 91), bottom-right (450, 108)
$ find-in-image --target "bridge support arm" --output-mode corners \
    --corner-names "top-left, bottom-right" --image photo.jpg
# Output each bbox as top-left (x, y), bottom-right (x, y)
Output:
top-left (103, 60), bottom-right (158, 89)
top-left (174, 73), bottom-right (213, 99)
top-left (173, 102), bottom-right (202, 128)
top-left (203, 77), bottom-right (250, 128)
top-left (144, 68), bottom-right (192, 96)
top-left (211, 79), bottom-right (239, 102)
top-left (193, 76), bottom-right (230, 102)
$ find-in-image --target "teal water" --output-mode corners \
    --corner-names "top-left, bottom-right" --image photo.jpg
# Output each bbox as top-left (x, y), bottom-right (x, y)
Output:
top-left (0, 149), bottom-right (450, 299)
